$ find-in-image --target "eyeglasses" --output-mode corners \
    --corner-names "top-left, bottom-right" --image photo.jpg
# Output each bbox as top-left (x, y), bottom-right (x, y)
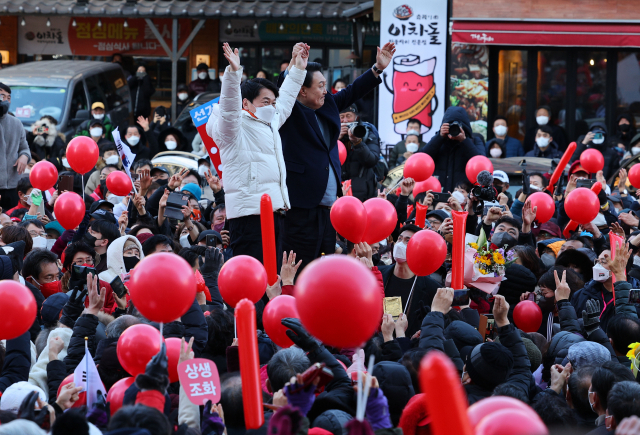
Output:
top-left (29, 230), bottom-right (46, 238)
top-left (74, 256), bottom-right (94, 266)
top-left (594, 258), bottom-right (608, 266)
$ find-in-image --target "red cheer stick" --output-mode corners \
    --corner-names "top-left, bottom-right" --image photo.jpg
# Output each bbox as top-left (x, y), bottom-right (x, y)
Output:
top-left (451, 211), bottom-right (468, 290)
top-left (235, 299), bottom-right (264, 429)
top-left (562, 180), bottom-right (602, 239)
top-left (415, 201), bottom-right (427, 228)
top-left (546, 141), bottom-right (576, 194)
top-left (260, 194), bottom-right (278, 286)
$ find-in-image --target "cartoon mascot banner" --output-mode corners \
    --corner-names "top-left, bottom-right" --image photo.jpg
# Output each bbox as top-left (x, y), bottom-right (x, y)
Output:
top-left (379, 1), bottom-right (448, 147)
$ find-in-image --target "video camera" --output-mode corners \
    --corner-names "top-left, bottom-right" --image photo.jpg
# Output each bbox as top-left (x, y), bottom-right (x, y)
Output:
top-left (348, 121), bottom-right (367, 139)
top-left (470, 170), bottom-right (498, 215)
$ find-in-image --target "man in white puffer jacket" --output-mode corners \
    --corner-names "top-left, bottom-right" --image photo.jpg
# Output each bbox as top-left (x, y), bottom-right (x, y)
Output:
top-left (206, 42), bottom-right (308, 266)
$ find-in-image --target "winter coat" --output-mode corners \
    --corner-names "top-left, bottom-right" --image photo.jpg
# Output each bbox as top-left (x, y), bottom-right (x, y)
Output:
top-left (46, 359), bottom-right (67, 403)
top-left (524, 124), bottom-right (567, 153)
top-left (418, 311), bottom-right (465, 372)
top-left (26, 118), bottom-right (66, 169)
top-left (486, 135), bottom-right (524, 158)
top-left (547, 331), bottom-right (585, 366)
top-left (388, 139), bottom-right (426, 168)
top-left (571, 280), bottom-right (640, 333)
top-left (0, 113), bottom-right (31, 189)
top-left (98, 235), bottom-right (144, 284)
top-left (188, 77), bottom-right (212, 98)
top-left (419, 106), bottom-right (484, 193)
top-left (614, 113), bottom-right (637, 149)
top-left (341, 123), bottom-right (381, 202)
top-left (206, 65), bottom-right (306, 219)
top-left (75, 115), bottom-right (115, 142)
top-left (572, 122), bottom-right (621, 180)
top-left (28, 327), bottom-right (73, 400)
top-left (307, 346), bottom-right (356, 423)
top-left (0, 332), bottom-right (31, 393)
top-left (62, 314), bottom-right (99, 374)
top-left (371, 361), bottom-right (415, 427)
top-left (128, 73), bottom-right (156, 118)
top-left (524, 140), bottom-right (563, 159)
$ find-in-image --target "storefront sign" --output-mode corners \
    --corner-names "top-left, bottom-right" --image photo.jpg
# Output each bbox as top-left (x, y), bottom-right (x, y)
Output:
top-left (220, 20), bottom-right (355, 44)
top-left (378, 1), bottom-right (447, 147)
top-left (19, 16), bottom-right (190, 56)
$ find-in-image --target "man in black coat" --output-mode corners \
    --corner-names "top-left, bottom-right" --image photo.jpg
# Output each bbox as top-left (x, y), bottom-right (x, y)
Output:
top-left (128, 65), bottom-right (155, 119)
top-left (419, 106), bottom-right (484, 194)
top-left (277, 42), bottom-right (396, 270)
top-left (571, 122), bottom-right (620, 180)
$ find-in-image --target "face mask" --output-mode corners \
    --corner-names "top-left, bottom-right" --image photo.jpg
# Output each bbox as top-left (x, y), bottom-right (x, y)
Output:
top-left (38, 280), bottom-right (60, 296)
top-left (393, 242), bottom-right (407, 263)
top-left (24, 168), bottom-right (31, 174)
top-left (490, 148), bottom-right (502, 158)
top-left (0, 100), bottom-right (10, 118)
top-left (380, 257), bottom-right (393, 266)
top-left (46, 238), bottom-right (56, 250)
top-left (198, 165), bottom-right (208, 177)
top-left (180, 234), bottom-right (191, 248)
top-left (127, 135), bottom-right (140, 146)
top-left (156, 178), bottom-right (168, 186)
top-left (536, 115), bottom-right (549, 125)
top-left (633, 147), bottom-right (640, 156)
top-left (242, 75), bottom-right (248, 82)
top-left (536, 137), bottom-right (550, 149)
top-left (592, 263), bottom-right (610, 282)
top-left (32, 236), bottom-right (47, 250)
top-left (406, 143), bottom-right (419, 153)
top-left (165, 141), bottom-right (178, 150)
top-left (537, 294), bottom-right (556, 312)
top-left (371, 253), bottom-right (381, 266)
top-left (213, 222), bottom-right (225, 233)
top-left (24, 194), bottom-right (32, 206)
top-left (592, 138), bottom-right (605, 145)
top-left (407, 129), bottom-right (421, 136)
top-left (105, 155), bottom-right (119, 165)
top-left (491, 232), bottom-right (518, 251)
top-left (178, 93), bottom-right (188, 101)
top-left (589, 392), bottom-right (596, 412)
top-left (198, 72), bottom-right (208, 80)
top-left (494, 125), bottom-right (508, 137)
top-left (634, 256), bottom-right (640, 267)
top-left (136, 71), bottom-right (146, 79)
top-left (592, 213), bottom-right (607, 227)
top-left (62, 157), bottom-right (71, 169)
top-left (620, 123), bottom-right (631, 132)
top-left (93, 113), bottom-right (105, 120)
top-left (107, 194), bottom-right (122, 206)
top-left (379, 239), bottom-right (387, 247)
top-left (540, 253), bottom-right (556, 268)
top-left (90, 127), bottom-right (103, 137)
top-left (123, 256), bottom-right (139, 272)
top-left (83, 232), bottom-right (98, 247)
top-left (254, 105), bottom-right (276, 124)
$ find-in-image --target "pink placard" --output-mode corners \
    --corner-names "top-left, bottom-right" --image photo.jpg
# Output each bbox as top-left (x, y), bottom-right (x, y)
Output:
top-left (178, 358), bottom-right (221, 405)
top-left (15, 107), bottom-right (31, 118)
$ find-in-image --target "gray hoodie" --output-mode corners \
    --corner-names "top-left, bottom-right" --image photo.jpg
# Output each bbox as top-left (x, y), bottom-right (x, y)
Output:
top-left (0, 114), bottom-right (30, 189)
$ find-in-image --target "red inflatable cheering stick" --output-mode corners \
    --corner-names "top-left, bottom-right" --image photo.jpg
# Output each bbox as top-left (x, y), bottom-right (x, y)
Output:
top-left (451, 211), bottom-right (468, 290)
top-left (260, 194), bottom-right (278, 286)
top-left (235, 299), bottom-right (264, 429)
top-left (415, 201), bottom-right (427, 228)
top-left (546, 141), bottom-right (576, 194)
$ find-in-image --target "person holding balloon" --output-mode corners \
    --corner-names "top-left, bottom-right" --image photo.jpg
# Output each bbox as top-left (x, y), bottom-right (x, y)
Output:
top-left (571, 122), bottom-right (620, 180)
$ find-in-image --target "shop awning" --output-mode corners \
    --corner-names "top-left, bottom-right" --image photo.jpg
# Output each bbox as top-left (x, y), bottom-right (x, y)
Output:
top-left (452, 21), bottom-right (640, 47)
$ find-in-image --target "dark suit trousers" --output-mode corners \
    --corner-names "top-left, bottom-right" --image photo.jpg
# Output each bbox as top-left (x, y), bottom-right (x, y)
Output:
top-left (282, 206), bottom-right (336, 273)
top-left (229, 213), bottom-right (284, 272)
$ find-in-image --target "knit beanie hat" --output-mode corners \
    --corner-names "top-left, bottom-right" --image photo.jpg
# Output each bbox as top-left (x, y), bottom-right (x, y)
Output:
top-left (0, 381), bottom-right (47, 413)
top-left (497, 264), bottom-right (537, 307)
top-left (495, 336), bottom-right (542, 372)
top-left (564, 341), bottom-right (611, 369)
top-left (398, 394), bottom-right (431, 435)
top-left (465, 342), bottom-right (514, 391)
top-left (444, 321), bottom-right (483, 352)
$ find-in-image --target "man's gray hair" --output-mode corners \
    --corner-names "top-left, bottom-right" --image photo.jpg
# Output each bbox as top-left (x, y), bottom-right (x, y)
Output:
top-left (266, 347), bottom-right (311, 393)
top-left (105, 315), bottom-right (141, 339)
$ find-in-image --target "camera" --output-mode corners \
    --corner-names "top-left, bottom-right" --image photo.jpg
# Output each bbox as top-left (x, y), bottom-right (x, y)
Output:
top-left (348, 121), bottom-right (367, 139)
top-left (164, 192), bottom-right (189, 221)
top-left (470, 170), bottom-right (498, 215)
top-left (448, 121), bottom-right (462, 137)
top-left (69, 264), bottom-right (97, 292)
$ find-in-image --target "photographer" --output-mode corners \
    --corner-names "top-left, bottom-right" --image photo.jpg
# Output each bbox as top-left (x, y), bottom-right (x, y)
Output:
top-left (338, 105), bottom-right (381, 202)
top-left (419, 106), bottom-right (484, 193)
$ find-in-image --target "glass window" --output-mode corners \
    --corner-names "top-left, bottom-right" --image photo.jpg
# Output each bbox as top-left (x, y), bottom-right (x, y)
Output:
top-left (617, 52), bottom-right (640, 121)
top-left (85, 74), bottom-right (104, 108)
top-left (104, 68), bottom-right (129, 108)
top-left (8, 86), bottom-right (67, 124)
top-left (69, 82), bottom-right (87, 120)
top-left (576, 51), bottom-right (607, 127)
top-left (537, 51), bottom-right (567, 129)
top-left (497, 50), bottom-right (528, 141)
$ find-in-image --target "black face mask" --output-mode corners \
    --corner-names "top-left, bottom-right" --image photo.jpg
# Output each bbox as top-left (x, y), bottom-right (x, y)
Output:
top-left (0, 100), bottom-right (10, 118)
top-left (538, 295), bottom-right (556, 313)
top-left (83, 232), bottom-right (98, 247)
top-left (491, 232), bottom-right (518, 251)
top-left (123, 256), bottom-right (140, 272)
top-left (372, 253), bottom-right (381, 267)
top-left (99, 179), bottom-right (108, 194)
top-left (620, 123), bottom-right (631, 133)
top-left (155, 178), bottom-right (169, 186)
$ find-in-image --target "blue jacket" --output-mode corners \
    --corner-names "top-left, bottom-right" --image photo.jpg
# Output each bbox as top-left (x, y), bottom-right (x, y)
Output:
top-left (277, 69), bottom-right (382, 208)
top-left (486, 136), bottom-right (524, 158)
top-left (524, 140), bottom-right (563, 159)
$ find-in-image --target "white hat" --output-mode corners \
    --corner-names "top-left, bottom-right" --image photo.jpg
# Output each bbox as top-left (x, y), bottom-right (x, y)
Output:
top-left (493, 170), bottom-right (509, 184)
top-left (0, 381), bottom-right (46, 413)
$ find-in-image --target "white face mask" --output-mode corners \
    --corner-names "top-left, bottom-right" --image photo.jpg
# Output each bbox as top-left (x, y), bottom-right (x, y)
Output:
top-left (198, 72), bottom-right (208, 80)
top-left (536, 137), bottom-right (550, 149)
top-left (127, 135), bottom-right (140, 146)
top-left (178, 93), bottom-right (189, 101)
top-left (24, 168), bottom-right (31, 174)
top-left (634, 256), bottom-right (640, 267)
top-left (592, 213), bottom-right (607, 227)
top-left (32, 236), bottom-right (47, 250)
top-left (592, 138), bottom-right (605, 145)
top-left (490, 148), bottom-right (503, 158)
top-left (198, 165), bottom-right (208, 177)
top-left (254, 105), bottom-right (276, 124)
top-left (494, 125), bottom-right (508, 137)
top-left (46, 238), bottom-right (56, 250)
top-left (165, 141), bottom-right (178, 150)
top-left (93, 113), bottom-right (105, 120)
top-left (406, 143), bottom-right (419, 153)
top-left (106, 194), bottom-right (122, 206)
top-left (632, 147), bottom-right (640, 156)
top-left (105, 155), bottom-right (119, 165)
top-left (90, 127), bottom-right (103, 138)
top-left (592, 263), bottom-right (610, 282)
top-left (180, 234), bottom-right (191, 248)
top-left (407, 129), bottom-right (421, 136)
top-left (62, 157), bottom-right (71, 169)
top-left (393, 241), bottom-right (407, 263)
top-left (536, 115), bottom-right (549, 125)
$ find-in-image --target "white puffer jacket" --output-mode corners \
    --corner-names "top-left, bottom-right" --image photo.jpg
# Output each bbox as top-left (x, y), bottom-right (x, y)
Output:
top-left (206, 65), bottom-right (306, 219)
top-left (98, 235), bottom-right (144, 284)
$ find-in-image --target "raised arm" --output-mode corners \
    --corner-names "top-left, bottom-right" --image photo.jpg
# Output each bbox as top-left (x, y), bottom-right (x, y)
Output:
top-left (276, 44), bottom-right (309, 130)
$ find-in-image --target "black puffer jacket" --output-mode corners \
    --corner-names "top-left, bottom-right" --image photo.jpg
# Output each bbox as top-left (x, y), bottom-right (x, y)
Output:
top-left (0, 332), bottom-right (31, 393)
top-left (372, 361), bottom-right (415, 427)
top-left (572, 122), bottom-right (620, 179)
top-left (341, 122), bottom-right (381, 202)
top-left (547, 331), bottom-right (585, 365)
top-left (63, 313), bottom-right (99, 374)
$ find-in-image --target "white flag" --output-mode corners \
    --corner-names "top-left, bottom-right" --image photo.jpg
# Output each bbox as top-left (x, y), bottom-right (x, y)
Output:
top-left (73, 345), bottom-right (106, 409)
top-left (112, 127), bottom-right (136, 178)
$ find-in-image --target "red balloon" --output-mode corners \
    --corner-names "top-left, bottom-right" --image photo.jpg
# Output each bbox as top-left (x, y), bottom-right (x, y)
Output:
top-left (218, 255), bottom-right (267, 308)
top-left (263, 295), bottom-right (299, 348)
top-left (361, 198), bottom-right (398, 245)
top-left (403, 153), bottom-right (435, 182)
top-left (0, 281), bottom-right (36, 340)
top-left (513, 301), bottom-right (543, 333)
top-left (580, 149), bottom-right (605, 174)
top-left (475, 409), bottom-right (548, 435)
top-left (53, 192), bottom-right (86, 230)
top-left (466, 156), bottom-right (494, 184)
top-left (29, 160), bottom-right (58, 191)
top-left (565, 187), bottom-right (600, 225)
top-left (414, 177), bottom-right (442, 195)
top-left (338, 140), bottom-right (347, 165)
top-left (58, 374), bottom-right (86, 408)
top-left (106, 171), bottom-right (133, 196)
top-left (66, 136), bottom-right (99, 174)
top-left (117, 324), bottom-right (164, 377)
top-left (629, 164), bottom-right (640, 189)
top-left (106, 377), bottom-right (134, 415)
top-left (165, 338), bottom-right (182, 384)
top-left (330, 196), bottom-right (367, 243)
top-left (295, 256), bottom-right (382, 348)
top-left (526, 192), bottom-right (556, 223)
top-left (406, 230), bottom-right (447, 276)
top-left (468, 396), bottom-right (534, 428)
top-left (128, 252), bottom-right (196, 323)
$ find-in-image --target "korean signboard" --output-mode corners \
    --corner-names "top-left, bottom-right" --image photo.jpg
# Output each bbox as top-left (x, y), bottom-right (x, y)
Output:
top-left (178, 358), bottom-right (221, 405)
top-left (190, 97), bottom-right (223, 178)
top-left (378, 1), bottom-right (448, 147)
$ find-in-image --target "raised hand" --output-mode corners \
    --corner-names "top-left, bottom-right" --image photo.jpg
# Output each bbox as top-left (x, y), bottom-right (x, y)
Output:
top-left (168, 168), bottom-right (188, 190)
top-left (431, 288), bottom-right (453, 314)
top-left (137, 116), bottom-right (150, 132)
top-left (139, 169), bottom-right (152, 196)
top-left (294, 44), bottom-right (310, 70)
top-left (554, 269), bottom-right (571, 302)
top-left (493, 294), bottom-right (510, 328)
top-left (223, 42), bottom-right (241, 72)
top-left (159, 188), bottom-right (170, 209)
top-left (401, 177), bottom-right (415, 196)
top-left (375, 42), bottom-right (396, 71)
top-left (281, 251), bottom-right (302, 286)
top-left (521, 199), bottom-right (537, 229)
top-left (205, 170), bottom-right (223, 193)
top-left (84, 273), bottom-right (105, 316)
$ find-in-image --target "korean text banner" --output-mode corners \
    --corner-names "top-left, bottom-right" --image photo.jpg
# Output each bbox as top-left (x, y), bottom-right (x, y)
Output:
top-left (378, 1), bottom-right (448, 147)
top-left (190, 98), bottom-right (223, 178)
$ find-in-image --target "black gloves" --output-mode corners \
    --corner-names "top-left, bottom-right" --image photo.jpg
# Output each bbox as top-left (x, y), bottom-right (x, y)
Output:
top-left (200, 247), bottom-right (223, 276)
top-left (281, 318), bottom-right (319, 353)
top-left (582, 299), bottom-right (601, 336)
top-left (522, 171), bottom-right (530, 196)
top-left (136, 342), bottom-right (170, 393)
top-left (18, 391), bottom-right (50, 429)
top-left (59, 286), bottom-right (88, 328)
top-left (597, 189), bottom-right (608, 207)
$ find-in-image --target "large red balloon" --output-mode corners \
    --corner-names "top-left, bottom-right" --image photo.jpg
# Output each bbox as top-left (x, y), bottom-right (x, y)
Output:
top-left (513, 301), bottom-right (543, 333)
top-left (165, 338), bottom-right (182, 384)
top-left (526, 192), bottom-right (555, 223)
top-left (117, 324), bottom-right (164, 377)
top-left (29, 160), bottom-right (58, 191)
top-left (295, 256), bottom-right (382, 348)
top-left (338, 140), bottom-right (347, 165)
top-left (414, 177), bottom-right (442, 195)
top-left (580, 149), bottom-right (605, 174)
top-left (0, 281), bottom-right (36, 340)
top-left (406, 230), bottom-right (447, 276)
top-left (128, 252), bottom-right (196, 323)
top-left (218, 255), bottom-right (267, 308)
top-left (54, 192), bottom-right (86, 230)
top-left (361, 198), bottom-right (398, 245)
top-left (106, 171), bottom-right (133, 196)
top-left (330, 196), bottom-right (367, 243)
top-left (629, 164), bottom-right (640, 189)
top-left (403, 153), bottom-right (435, 182)
top-left (475, 408), bottom-right (548, 435)
top-left (106, 377), bottom-right (134, 415)
top-left (263, 295), bottom-right (299, 348)
top-left (468, 396), bottom-right (534, 428)
top-left (58, 374), bottom-right (86, 408)
top-left (66, 136), bottom-right (99, 174)
top-left (466, 156), bottom-right (494, 184)
top-left (565, 187), bottom-right (600, 225)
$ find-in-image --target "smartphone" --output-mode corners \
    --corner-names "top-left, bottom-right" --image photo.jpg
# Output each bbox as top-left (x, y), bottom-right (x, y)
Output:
top-left (206, 234), bottom-right (217, 247)
top-left (576, 178), bottom-right (596, 188)
top-left (452, 290), bottom-right (469, 307)
top-left (296, 363), bottom-right (334, 392)
top-left (629, 289), bottom-right (640, 304)
top-left (58, 174), bottom-right (74, 193)
top-left (482, 201), bottom-right (506, 216)
top-left (431, 192), bottom-right (451, 204)
top-left (110, 275), bottom-right (128, 299)
top-left (68, 264), bottom-right (96, 293)
top-left (593, 132), bottom-right (604, 141)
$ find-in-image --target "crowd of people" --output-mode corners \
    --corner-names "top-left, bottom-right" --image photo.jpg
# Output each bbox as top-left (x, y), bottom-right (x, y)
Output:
top-left (0, 38), bottom-right (639, 435)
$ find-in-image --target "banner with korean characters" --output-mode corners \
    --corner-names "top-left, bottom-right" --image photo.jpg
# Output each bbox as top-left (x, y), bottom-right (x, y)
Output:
top-left (178, 358), bottom-right (221, 405)
top-left (189, 97), bottom-right (223, 178)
